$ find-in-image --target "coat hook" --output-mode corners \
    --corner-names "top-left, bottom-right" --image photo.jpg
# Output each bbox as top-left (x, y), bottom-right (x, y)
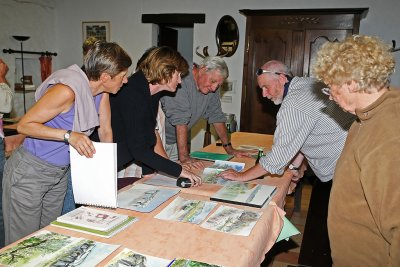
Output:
top-left (391, 40), bottom-right (400, 52)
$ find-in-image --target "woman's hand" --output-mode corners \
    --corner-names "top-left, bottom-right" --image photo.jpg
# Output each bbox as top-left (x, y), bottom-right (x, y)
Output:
top-left (68, 131), bottom-right (96, 158)
top-left (180, 168), bottom-right (202, 187)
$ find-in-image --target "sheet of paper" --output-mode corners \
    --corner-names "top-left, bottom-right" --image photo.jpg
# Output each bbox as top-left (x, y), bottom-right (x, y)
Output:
top-left (70, 142), bottom-right (117, 208)
top-left (210, 182), bottom-right (277, 208)
top-left (118, 184), bottom-right (180, 212)
top-left (143, 173), bottom-right (178, 188)
top-left (201, 205), bottom-right (262, 236)
top-left (0, 230), bottom-right (119, 267)
top-left (201, 168), bottom-right (230, 185)
top-left (210, 160), bottom-right (245, 171)
top-left (276, 216), bottom-right (301, 243)
top-left (155, 196), bottom-right (217, 224)
top-left (104, 248), bottom-right (172, 267)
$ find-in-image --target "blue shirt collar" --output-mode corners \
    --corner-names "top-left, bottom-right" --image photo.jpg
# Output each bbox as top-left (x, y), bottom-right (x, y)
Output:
top-left (282, 76), bottom-right (293, 99)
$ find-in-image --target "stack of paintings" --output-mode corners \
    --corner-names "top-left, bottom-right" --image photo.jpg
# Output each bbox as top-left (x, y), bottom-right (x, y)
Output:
top-left (51, 206), bottom-right (137, 238)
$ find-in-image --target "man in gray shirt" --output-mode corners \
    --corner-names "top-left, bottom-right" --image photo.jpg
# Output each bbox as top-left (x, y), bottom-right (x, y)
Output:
top-left (161, 56), bottom-right (248, 164)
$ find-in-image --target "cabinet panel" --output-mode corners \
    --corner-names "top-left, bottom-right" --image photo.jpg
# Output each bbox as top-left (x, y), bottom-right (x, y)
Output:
top-left (303, 29), bottom-right (351, 77)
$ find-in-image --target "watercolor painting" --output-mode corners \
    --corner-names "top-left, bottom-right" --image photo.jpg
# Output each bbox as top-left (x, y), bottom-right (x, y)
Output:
top-left (155, 197), bottom-right (217, 224)
top-left (201, 168), bottom-right (229, 185)
top-left (57, 206), bottom-right (128, 231)
top-left (0, 230), bottom-right (119, 267)
top-left (210, 160), bottom-right (245, 171)
top-left (210, 182), bottom-right (277, 208)
top-left (118, 184), bottom-right (180, 212)
top-left (170, 258), bottom-right (223, 267)
top-left (104, 248), bottom-right (172, 267)
top-left (200, 206), bottom-right (262, 236)
top-left (143, 173), bottom-right (178, 188)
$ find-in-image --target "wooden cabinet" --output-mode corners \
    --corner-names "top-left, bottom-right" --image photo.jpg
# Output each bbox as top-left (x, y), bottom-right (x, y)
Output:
top-left (239, 8), bottom-right (368, 134)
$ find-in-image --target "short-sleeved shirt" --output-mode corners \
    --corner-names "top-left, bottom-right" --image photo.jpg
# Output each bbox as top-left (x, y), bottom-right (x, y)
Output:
top-left (161, 71), bottom-right (226, 145)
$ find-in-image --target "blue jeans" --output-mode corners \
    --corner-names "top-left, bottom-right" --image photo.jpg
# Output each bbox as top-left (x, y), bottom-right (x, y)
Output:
top-left (0, 138), bottom-right (5, 248)
top-left (61, 169), bottom-right (76, 215)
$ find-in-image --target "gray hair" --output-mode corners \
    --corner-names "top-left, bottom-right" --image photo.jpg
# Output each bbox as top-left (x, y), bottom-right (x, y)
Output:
top-left (199, 56), bottom-right (229, 79)
top-left (84, 41), bottom-right (132, 81)
top-left (263, 60), bottom-right (293, 77)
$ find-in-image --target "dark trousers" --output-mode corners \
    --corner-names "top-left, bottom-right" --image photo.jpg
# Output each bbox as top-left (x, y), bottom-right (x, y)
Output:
top-left (298, 178), bottom-right (332, 267)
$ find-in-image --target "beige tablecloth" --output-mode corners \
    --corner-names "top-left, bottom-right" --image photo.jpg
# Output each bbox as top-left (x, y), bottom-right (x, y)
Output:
top-left (2, 132), bottom-right (292, 267)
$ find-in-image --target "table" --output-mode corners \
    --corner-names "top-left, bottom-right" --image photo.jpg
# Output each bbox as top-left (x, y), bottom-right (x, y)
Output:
top-left (1, 132), bottom-right (292, 267)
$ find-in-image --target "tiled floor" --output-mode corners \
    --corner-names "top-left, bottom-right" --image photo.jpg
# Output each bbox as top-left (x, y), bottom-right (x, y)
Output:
top-left (261, 180), bottom-right (312, 267)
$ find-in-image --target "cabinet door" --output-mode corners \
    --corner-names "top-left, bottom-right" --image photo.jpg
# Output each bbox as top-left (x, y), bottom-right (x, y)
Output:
top-left (240, 29), bottom-right (292, 134)
top-left (303, 29), bottom-right (351, 77)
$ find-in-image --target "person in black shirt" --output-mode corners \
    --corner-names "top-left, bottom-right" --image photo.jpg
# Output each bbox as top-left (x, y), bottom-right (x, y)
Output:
top-left (110, 46), bottom-right (201, 186)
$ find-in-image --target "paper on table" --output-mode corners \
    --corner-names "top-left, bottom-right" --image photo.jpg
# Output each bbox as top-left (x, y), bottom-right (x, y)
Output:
top-left (210, 182), bottom-right (277, 208)
top-left (70, 142), bottom-right (118, 208)
top-left (143, 173), bottom-right (178, 188)
top-left (104, 248), bottom-right (172, 267)
top-left (117, 184), bottom-right (180, 212)
top-left (155, 196), bottom-right (217, 224)
top-left (275, 216), bottom-right (301, 242)
top-left (200, 205), bottom-right (262, 236)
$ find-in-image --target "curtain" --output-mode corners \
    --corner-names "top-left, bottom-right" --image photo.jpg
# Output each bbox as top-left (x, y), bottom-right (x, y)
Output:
top-left (39, 55), bottom-right (52, 81)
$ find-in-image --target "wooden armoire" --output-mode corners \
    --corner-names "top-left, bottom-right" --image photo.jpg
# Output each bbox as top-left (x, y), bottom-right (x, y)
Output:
top-left (239, 8), bottom-right (368, 134)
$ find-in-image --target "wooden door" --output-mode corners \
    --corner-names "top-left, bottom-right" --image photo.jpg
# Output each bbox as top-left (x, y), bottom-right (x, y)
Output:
top-left (240, 28), bottom-right (293, 134)
top-left (303, 29), bottom-right (351, 77)
top-left (158, 26), bottom-right (178, 50)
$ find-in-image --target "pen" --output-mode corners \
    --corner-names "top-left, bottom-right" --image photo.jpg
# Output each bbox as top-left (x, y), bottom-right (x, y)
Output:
top-left (167, 258), bottom-right (176, 267)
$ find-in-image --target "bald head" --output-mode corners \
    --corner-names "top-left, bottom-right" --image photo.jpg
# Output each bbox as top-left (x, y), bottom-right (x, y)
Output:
top-left (261, 60), bottom-right (293, 76)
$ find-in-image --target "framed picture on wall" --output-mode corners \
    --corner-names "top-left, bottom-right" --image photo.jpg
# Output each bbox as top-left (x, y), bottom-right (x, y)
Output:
top-left (82, 21), bottom-right (110, 42)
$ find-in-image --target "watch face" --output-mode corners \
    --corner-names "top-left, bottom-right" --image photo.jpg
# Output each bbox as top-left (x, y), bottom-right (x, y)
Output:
top-left (64, 131), bottom-right (71, 142)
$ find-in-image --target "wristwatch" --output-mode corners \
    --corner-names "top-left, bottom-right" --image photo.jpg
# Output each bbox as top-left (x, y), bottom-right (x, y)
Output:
top-left (288, 164), bottom-right (300, 171)
top-left (63, 130), bottom-right (72, 143)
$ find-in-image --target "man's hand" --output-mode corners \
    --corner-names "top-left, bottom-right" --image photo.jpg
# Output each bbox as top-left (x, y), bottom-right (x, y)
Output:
top-left (218, 169), bottom-right (249, 182)
top-left (179, 156), bottom-right (205, 170)
top-left (225, 146), bottom-right (253, 158)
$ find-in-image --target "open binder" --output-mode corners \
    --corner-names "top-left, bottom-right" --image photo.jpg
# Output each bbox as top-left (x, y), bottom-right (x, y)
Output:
top-left (70, 142), bottom-right (118, 208)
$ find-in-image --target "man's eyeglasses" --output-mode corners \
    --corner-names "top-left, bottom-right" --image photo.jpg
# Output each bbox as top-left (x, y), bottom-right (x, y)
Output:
top-left (256, 69), bottom-right (288, 77)
top-left (321, 87), bottom-right (331, 96)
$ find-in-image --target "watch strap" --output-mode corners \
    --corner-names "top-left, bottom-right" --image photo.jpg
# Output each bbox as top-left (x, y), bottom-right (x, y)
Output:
top-left (64, 130), bottom-right (72, 143)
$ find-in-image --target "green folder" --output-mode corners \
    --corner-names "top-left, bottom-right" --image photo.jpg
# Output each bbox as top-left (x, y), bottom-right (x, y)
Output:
top-left (276, 216), bottom-right (301, 243)
top-left (190, 151), bottom-right (233, 161)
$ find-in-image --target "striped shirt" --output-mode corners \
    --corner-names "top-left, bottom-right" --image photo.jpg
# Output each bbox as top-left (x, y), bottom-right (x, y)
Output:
top-left (259, 77), bottom-right (355, 182)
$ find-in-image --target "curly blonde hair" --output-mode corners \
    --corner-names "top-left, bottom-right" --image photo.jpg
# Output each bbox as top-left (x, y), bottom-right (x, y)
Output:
top-left (313, 35), bottom-right (395, 93)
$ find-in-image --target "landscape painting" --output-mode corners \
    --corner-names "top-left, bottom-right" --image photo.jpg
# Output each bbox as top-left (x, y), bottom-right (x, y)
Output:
top-left (143, 173), bottom-right (178, 188)
top-left (0, 230), bottom-right (118, 267)
top-left (201, 168), bottom-right (229, 185)
top-left (104, 248), bottom-right (172, 267)
top-left (210, 160), bottom-right (245, 171)
top-left (210, 182), bottom-right (277, 208)
top-left (200, 206), bottom-right (262, 236)
top-left (155, 197), bottom-right (217, 224)
top-left (118, 184), bottom-right (180, 212)
top-left (170, 258), bottom-right (223, 267)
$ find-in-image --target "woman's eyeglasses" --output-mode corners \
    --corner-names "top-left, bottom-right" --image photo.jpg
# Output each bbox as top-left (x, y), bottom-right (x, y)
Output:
top-left (321, 87), bottom-right (331, 95)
